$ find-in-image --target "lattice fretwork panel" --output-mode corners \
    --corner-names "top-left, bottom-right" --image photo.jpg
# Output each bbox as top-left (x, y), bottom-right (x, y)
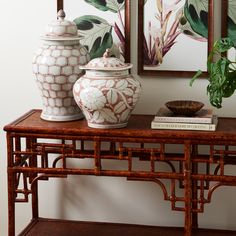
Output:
top-left (191, 144), bottom-right (236, 213)
top-left (11, 136), bottom-right (187, 210)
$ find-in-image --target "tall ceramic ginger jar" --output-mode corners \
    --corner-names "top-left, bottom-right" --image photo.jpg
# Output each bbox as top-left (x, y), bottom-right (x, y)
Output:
top-left (32, 10), bottom-right (90, 121)
top-left (73, 49), bottom-right (142, 129)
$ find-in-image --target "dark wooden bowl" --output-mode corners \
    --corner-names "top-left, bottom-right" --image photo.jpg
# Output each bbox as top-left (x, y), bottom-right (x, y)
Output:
top-left (165, 100), bottom-right (204, 116)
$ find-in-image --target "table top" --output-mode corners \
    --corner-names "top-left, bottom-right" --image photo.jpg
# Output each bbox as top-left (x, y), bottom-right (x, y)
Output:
top-left (4, 109), bottom-right (236, 142)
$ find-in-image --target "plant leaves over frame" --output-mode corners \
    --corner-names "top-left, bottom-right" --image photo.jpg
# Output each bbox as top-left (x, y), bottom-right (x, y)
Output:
top-left (74, 15), bottom-right (113, 59)
top-left (190, 37), bottom-right (236, 108)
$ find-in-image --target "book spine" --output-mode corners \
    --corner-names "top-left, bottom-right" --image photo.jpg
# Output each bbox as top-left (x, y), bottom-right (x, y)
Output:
top-left (151, 121), bottom-right (216, 131)
top-left (154, 117), bottom-right (212, 124)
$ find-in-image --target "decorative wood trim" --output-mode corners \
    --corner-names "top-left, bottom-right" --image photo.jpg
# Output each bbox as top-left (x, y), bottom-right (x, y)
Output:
top-left (57, 0), bottom-right (63, 12)
top-left (124, 0), bottom-right (131, 62)
top-left (221, 0), bottom-right (228, 38)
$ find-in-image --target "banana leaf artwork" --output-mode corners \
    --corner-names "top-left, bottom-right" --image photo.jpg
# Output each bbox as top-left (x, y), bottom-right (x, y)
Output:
top-left (221, 0), bottom-right (236, 61)
top-left (138, 0), bottom-right (214, 77)
top-left (57, 0), bottom-right (130, 62)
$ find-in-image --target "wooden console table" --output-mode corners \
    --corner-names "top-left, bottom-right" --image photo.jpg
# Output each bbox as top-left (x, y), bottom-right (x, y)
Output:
top-left (4, 109), bottom-right (236, 236)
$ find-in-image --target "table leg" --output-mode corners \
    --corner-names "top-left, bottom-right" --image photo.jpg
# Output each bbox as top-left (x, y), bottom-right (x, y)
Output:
top-left (8, 170), bottom-right (15, 236)
top-left (191, 145), bottom-right (199, 229)
top-left (7, 133), bottom-right (15, 236)
top-left (27, 138), bottom-right (39, 219)
top-left (184, 142), bottom-right (192, 236)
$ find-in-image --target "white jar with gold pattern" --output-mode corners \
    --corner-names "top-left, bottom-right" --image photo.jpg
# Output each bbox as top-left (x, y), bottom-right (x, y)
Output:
top-left (32, 10), bottom-right (90, 121)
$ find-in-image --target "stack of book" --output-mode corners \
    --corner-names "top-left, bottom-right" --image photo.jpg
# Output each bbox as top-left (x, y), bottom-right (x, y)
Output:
top-left (151, 107), bottom-right (218, 131)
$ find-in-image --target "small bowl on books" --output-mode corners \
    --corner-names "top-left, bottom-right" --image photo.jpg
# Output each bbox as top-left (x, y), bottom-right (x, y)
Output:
top-left (165, 100), bottom-right (204, 116)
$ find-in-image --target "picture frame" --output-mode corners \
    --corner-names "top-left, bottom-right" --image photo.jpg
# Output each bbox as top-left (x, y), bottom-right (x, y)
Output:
top-left (57, 0), bottom-right (131, 62)
top-left (138, 0), bottom-right (214, 77)
top-left (221, 0), bottom-right (228, 38)
top-left (57, 0), bottom-right (63, 12)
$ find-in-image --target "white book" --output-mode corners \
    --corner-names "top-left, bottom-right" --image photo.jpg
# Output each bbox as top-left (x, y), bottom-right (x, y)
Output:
top-left (151, 115), bottom-right (218, 131)
top-left (154, 107), bottom-right (213, 124)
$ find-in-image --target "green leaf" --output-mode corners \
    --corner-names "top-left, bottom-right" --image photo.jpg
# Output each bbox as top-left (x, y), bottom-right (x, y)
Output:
top-left (206, 60), bottom-right (236, 108)
top-left (74, 15), bottom-right (113, 59)
top-left (189, 70), bottom-right (203, 87)
top-left (207, 85), bottom-right (223, 108)
top-left (212, 38), bottom-right (234, 53)
top-left (84, 0), bottom-right (109, 11)
top-left (221, 71), bottom-right (236, 98)
top-left (179, 14), bottom-right (206, 40)
top-left (106, 0), bottom-right (125, 12)
top-left (84, 0), bottom-right (125, 13)
top-left (183, 0), bottom-right (208, 38)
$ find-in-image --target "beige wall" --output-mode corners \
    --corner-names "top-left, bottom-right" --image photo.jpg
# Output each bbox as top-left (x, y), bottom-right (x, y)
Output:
top-left (1, 0), bottom-right (236, 235)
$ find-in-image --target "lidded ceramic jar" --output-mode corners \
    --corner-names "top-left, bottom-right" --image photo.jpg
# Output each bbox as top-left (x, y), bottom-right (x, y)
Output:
top-left (73, 49), bottom-right (142, 129)
top-left (32, 10), bottom-right (90, 121)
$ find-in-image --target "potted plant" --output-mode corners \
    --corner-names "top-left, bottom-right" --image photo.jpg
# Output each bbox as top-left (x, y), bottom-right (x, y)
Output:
top-left (190, 37), bottom-right (236, 108)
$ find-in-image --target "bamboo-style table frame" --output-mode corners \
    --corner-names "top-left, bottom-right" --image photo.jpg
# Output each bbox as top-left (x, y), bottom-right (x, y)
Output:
top-left (4, 109), bottom-right (236, 236)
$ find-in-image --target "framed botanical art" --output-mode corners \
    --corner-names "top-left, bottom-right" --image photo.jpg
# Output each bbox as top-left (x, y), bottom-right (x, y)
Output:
top-left (138, 0), bottom-right (214, 77)
top-left (57, 0), bottom-right (131, 62)
top-left (221, 0), bottom-right (236, 60)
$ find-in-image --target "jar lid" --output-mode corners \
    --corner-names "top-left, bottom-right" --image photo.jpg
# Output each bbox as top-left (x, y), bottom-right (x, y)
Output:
top-left (42, 10), bottom-right (80, 41)
top-left (80, 49), bottom-right (133, 71)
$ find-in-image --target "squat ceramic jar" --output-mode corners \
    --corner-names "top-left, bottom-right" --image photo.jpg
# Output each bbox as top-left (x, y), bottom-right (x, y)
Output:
top-left (73, 49), bottom-right (142, 129)
top-left (32, 10), bottom-right (90, 121)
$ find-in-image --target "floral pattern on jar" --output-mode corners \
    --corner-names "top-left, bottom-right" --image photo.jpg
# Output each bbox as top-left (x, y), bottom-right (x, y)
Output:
top-left (73, 75), bottom-right (142, 129)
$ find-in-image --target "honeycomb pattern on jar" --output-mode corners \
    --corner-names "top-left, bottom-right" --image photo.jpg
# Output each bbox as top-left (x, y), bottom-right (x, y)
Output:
top-left (32, 44), bottom-right (90, 118)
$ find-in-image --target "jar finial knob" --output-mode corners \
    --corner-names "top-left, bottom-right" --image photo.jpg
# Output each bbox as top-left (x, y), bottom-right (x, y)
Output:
top-left (57, 9), bottom-right (66, 20)
top-left (103, 48), bottom-right (111, 58)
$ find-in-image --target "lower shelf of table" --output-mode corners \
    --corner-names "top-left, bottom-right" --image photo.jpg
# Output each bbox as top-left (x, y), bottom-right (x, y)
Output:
top-left (18, 218), bottom-right (236, 236)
